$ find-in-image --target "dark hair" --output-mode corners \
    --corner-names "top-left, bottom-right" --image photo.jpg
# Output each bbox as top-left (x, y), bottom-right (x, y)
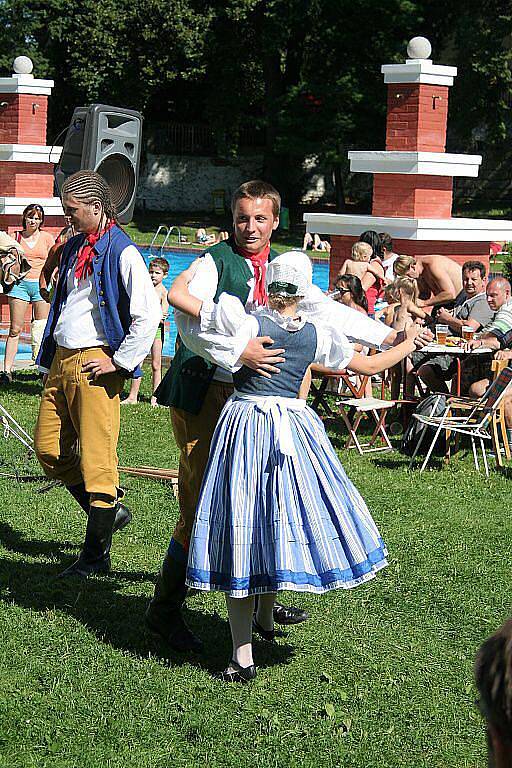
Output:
top-left (475, 619), bottom-right (512, 741)
top-left (463, 260), bottom-right (486, 279)
top-left (335, 274), bottom-right (368, 313)
top-left (22, 203), bottom-right (45, 229)
top-left (379, 232), bottom-right (393, 253)
top-left (231, 180), bottom-right (281, 217)
top-left (359, 230), bottom-right (384, 260)
top-left (149, 257), bottom-right (169, 274)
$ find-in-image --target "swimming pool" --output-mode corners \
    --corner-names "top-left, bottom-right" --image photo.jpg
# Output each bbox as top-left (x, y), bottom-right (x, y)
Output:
top-left (141, 249), bottom-right (330, 357)
top-left (0, 332), bottom-right (32, 361)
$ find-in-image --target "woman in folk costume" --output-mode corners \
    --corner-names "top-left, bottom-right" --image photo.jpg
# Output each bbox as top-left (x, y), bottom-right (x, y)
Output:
top-left (170, 251), bottom-right (420, 682)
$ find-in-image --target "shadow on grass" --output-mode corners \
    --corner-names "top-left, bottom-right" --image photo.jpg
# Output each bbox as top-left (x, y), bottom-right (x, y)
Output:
top-left (0, 374), bottom-right (43, 398)
top-left (0, 521), bottom-right (77, 559)
top-left (0, 521), bottom-right (294, 676)
top-left (496, 465), bottom-right (512, 480)
top-left (372, 455), bottom-right (447, 471)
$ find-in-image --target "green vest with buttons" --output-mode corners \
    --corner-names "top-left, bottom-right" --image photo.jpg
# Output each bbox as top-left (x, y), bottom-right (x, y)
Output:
top-left (155, 238), bottom-right (279, 414)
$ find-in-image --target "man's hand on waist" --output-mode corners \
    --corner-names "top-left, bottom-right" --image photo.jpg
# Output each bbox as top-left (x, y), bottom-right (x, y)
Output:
top-left (239, 336), bottom-right (285, 379)
top-left (82, 357), bottom-right (124, 380)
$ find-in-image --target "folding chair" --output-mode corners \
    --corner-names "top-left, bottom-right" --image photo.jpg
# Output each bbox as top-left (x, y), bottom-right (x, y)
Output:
top-left (337, 396), bottom-right (396, 454)
top-left (0, 401), bottom-right (34, 453)
top-left (445, 359), bottom-right (511, 466)
top-left (408, 367), bottom-right (512, 476)
top-left (310, 366), bottom-right (370, 418)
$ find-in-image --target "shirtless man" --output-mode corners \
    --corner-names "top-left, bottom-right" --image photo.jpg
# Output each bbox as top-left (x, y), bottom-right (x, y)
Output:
top-left (393, 254), bottom-right (463, 309)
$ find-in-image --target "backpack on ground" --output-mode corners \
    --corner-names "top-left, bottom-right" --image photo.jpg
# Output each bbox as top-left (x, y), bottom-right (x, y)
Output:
top-left (400, 394), bottom-right (447, 456)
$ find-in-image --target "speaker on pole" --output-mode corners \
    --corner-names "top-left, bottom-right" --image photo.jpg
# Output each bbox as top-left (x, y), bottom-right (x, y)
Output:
top-left (55, 104), bottom-right (143, 224)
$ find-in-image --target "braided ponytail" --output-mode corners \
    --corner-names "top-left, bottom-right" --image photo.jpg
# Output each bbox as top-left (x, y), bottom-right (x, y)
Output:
top-left (61, 170), bottom-right (117, 223)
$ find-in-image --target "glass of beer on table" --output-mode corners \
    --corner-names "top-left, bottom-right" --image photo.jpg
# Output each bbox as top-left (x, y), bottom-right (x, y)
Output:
top-left (436, 324), bottom-right (449, 345)
top-left (462, 325), bottom-right (475, 341)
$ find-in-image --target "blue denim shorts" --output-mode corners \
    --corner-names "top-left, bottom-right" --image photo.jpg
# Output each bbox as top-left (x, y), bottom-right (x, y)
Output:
top-left (8, 278), bottom-right (43, 303)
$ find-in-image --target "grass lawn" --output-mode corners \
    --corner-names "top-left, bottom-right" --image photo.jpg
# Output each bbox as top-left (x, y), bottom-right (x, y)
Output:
top-left (1, 368), bottom-right (509, 767)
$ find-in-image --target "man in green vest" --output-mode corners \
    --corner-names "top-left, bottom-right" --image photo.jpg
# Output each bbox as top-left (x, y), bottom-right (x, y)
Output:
top-left (146, 180), bottom-right (399, 653)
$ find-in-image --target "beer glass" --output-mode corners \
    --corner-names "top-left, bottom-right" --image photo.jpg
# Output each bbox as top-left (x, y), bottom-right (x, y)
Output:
top-left (436, 324), bottom-right (449, 345)
top-left (462, 326), bottom-right (474, 341)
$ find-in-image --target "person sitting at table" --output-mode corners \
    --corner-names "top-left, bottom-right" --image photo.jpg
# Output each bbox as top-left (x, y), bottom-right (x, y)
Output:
top-left (417, 261), bottom-right (495, 394)
top-left (385, 278), bottom-right (428, 398)
top-left (393, 254), bottom-right (463, 311)
top-left (463, 277), bottom-right (512, 397)
top-left (390, 277), bottom-right (427, 332)
top-left (376, 282), bottom-right (400, 325)
top-left (474, 618), bottom-right (512, 768)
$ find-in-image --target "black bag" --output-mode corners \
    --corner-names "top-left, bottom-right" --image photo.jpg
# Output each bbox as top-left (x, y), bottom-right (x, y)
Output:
top-left (400, 394), bottom-right (447, 456)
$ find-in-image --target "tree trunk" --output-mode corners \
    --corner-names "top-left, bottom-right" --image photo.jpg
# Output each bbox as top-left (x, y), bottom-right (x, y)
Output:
top-left (333, 163), bottom-right (346, 213)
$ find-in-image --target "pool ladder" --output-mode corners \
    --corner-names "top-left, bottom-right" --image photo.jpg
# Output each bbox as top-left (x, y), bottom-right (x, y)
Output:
top-left (149, 225), bottom-right (182, 257)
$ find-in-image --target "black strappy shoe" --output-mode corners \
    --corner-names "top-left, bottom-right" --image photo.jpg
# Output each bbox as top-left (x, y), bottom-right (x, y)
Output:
top-left (220, 660), bottom-right (257, 683)
top-left (252, 616), bottom-right (285, 642)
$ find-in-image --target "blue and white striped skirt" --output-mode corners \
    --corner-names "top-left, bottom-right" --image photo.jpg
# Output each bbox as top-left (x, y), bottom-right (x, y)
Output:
top-left (186, 395), bottom-right (388, 597)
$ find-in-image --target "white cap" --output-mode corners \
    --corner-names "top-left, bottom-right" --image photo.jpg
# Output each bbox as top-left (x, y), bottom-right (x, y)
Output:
top-left (266, 250), bottom-right (313, 297)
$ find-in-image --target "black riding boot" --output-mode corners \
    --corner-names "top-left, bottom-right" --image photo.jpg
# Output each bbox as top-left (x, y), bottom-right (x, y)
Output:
top-left (67, 483), bottom-right (132, 533)
top-left (67, 482), bottom-right (90, 513)
top-left (145, 553), bottom-right (203, 653)
top-left (58, 504), bottom-right (116, 578)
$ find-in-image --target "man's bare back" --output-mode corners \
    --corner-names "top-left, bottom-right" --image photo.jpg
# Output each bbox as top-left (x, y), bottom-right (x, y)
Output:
top-left (414, 254), bottom-right (463, 307)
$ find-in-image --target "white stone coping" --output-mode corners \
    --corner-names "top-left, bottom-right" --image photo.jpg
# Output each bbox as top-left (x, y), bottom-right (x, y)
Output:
top-left (381, 59), bottom-right (457, 86)
top-left (0, 144), bottom-right (62, 163)
top-left (303, 213), bottom-right (512, 243)
top-left (348, 151), bottom-right (482, 178)
top-left (0, 74), bottom-right (54, 95)
top-left (0, 197), bottom-right (64, 216)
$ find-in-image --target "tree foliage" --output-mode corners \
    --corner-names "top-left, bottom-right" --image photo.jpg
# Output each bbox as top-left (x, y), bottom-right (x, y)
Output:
top-left (0, 0), bottom-right (509, 205)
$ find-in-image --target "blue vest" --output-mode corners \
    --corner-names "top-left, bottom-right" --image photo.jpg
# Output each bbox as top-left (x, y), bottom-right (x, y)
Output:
top-left (37, 225), bottom-right (143, 378)
top-left (233, 315), bottom-right (317, 397)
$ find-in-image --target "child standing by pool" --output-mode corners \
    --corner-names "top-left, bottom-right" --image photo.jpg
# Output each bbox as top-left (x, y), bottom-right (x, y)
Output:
top-left (170, 251), bottom-right (419, 682)
top-left (123, 256), bottom-right (169, 406)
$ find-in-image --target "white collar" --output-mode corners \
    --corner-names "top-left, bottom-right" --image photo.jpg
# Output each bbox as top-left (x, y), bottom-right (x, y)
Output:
top-left (256, 306), bottom-right (306, 331)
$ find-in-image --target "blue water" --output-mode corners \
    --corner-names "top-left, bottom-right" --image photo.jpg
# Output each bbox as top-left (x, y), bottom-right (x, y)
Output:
top-left (141, 249), bottom-right (330, 356)
top-left (0, 332), bottom-right (32, 360)
top-left (1, 250), bottom-right (330, 362)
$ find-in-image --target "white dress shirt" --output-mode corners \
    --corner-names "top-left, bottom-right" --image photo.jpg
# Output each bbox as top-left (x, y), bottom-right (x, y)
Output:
top-left (174, 251), bottom-right (391, 378)
top-left (203, 294), bottom-right (355, 372)
top-left (53, 244), bottom-right (161, 372)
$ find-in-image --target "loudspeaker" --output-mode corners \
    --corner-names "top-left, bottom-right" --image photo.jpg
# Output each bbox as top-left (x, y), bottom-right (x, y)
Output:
top-left (55, 104), bottom-right (143, 224)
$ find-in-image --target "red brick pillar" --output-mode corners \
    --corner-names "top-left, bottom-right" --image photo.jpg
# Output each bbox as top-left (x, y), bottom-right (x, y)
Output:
top-left (0, 56), bottom-right (64, 326)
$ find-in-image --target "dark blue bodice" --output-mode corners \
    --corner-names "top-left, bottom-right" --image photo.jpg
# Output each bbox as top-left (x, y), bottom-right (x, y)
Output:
top-left (233, 315), bottom-right (317, 397)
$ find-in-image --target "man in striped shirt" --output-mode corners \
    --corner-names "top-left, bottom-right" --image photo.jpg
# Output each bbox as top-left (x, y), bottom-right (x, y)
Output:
top-left (465, 277), bottom-right (512, 398)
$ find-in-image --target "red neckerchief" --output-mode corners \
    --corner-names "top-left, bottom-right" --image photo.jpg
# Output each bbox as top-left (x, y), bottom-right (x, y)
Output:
top-left (236, 243), bottom-right (271, 306)
top-left (75, 220), bottom-right (115, 280)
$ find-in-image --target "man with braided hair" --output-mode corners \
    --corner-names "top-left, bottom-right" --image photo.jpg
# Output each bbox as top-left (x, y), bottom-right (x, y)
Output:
top-left (34, 170), bottom-right (161, 578)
